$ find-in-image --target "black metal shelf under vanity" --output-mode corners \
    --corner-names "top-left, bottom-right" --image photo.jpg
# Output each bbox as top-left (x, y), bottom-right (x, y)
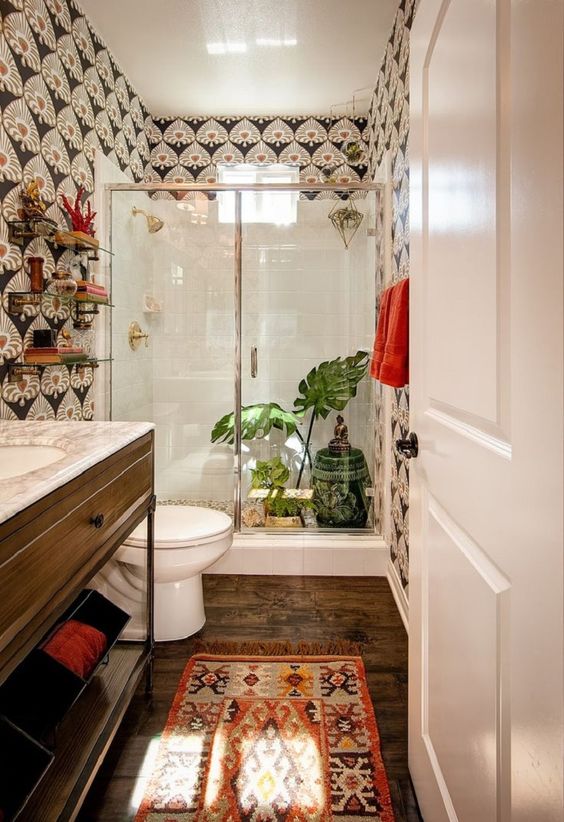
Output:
top-left (0, 590), bottom-right (130, 820)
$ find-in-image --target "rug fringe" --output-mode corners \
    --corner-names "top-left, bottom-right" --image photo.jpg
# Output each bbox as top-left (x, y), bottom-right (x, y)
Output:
top-left (191, 639), bottom-right (363, 657)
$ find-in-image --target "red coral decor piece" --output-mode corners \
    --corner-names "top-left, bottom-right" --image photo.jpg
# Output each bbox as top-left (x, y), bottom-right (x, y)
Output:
top-left (60, 186), bottom-right (97, 236)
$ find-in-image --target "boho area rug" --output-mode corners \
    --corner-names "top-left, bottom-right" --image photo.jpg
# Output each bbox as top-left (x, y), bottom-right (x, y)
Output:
top-left (135, 652), bottom-right (395, 821)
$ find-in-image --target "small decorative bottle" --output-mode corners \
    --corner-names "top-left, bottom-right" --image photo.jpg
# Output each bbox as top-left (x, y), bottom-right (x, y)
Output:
top-left (25, 256), bottom-right (45, 293)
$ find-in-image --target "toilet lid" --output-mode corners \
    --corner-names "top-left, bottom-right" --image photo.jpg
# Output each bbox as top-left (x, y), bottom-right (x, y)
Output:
top-left (125, 505), bottom-right (232, 549)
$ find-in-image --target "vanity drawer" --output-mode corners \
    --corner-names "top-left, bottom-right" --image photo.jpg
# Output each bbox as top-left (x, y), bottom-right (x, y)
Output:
top-left (0, 433), bottom-right (153, 677)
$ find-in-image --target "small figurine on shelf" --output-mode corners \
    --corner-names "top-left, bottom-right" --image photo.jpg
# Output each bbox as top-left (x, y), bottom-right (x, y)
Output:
top-left (328, 414), bottom-right (352, 454)
top-left (17, 179), bottom-right (57, 236)
top-left (59, 186), bottom-right (99, 248)
top-left (19, 179), bottom-right (47, 220)
top-left (68, 252), bottom-right (90, 282)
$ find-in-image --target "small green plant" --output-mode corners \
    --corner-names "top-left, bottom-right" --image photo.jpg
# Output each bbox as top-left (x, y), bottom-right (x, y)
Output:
top-left (266, 494), bottom-right (316, 519)
top-left (250, 456), bottom-right (290, 491)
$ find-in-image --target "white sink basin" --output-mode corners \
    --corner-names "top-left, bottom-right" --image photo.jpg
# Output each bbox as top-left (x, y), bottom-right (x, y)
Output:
top-left (0, 444), bottom-right (68, 480)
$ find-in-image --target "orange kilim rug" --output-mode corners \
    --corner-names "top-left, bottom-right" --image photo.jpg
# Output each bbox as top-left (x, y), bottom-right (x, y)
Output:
top-left (135, 652), bottom-right (395, 821)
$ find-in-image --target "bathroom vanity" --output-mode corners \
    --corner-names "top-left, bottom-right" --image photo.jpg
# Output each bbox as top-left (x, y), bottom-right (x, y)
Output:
top-left (0, 421), bottom-right (155, 820)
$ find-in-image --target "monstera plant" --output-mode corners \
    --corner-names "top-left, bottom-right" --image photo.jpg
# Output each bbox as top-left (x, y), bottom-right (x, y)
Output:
top-left (293, 350), bottom-right (369, 485)
top-left (211, 351), bottom-right (369, 486)
top-left (211, 403), bottom-right (301, 444)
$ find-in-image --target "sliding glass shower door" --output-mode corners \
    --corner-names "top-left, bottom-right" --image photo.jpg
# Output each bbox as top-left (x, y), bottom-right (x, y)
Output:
top-left (110, 184), bottom-right (381, 534)
top-left (239, 189), bottom-right (379, 532)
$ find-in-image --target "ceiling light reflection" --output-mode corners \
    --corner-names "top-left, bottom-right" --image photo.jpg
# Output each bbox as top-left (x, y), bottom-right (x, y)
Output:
top-left (207, 42), bottom-right (247, 55)
top-left (256, 38), bottom-right (297, 47)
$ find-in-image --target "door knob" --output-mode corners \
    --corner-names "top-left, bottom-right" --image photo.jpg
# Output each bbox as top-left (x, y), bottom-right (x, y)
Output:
top-left (395, 432), bottom-right (419, 459)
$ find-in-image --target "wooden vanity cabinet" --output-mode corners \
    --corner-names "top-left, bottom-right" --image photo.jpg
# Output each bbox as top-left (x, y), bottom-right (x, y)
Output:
top-left (0, 431), bottom-right (155, 821)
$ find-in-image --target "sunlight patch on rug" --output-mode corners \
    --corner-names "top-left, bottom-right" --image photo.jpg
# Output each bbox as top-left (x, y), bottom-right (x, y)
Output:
top-left (135, 655), bottom-right (395, 821)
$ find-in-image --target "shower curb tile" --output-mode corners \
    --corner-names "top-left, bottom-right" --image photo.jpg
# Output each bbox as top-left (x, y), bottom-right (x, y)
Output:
top-left (272, 546), bottom-right (304, 576)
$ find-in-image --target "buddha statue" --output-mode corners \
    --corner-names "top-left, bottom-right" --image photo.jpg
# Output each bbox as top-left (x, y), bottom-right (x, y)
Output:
top-left (328, 414), bottom-right (351, 454)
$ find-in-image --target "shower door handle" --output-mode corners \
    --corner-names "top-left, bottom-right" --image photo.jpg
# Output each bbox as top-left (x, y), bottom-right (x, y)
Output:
top-left (250, 346), bottom-right (258, 378)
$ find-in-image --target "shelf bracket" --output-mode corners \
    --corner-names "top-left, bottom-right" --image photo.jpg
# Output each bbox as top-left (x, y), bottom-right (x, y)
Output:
top-left (7, 292), bottom-right (43, 315)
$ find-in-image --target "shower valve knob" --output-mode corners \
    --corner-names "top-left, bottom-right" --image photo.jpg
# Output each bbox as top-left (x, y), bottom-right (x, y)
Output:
top-left (128, 321), bottom-right (149, 351)
top-left (395, 432), bottom-right (419, 459)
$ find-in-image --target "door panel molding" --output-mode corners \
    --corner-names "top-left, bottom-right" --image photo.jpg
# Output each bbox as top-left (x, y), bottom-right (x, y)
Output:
top-left (427, 403), bottom-right (512, 459)
top-left (420, 495), bottom-right (511, 820)
top-left (427, 496), bottom-right (510, 594)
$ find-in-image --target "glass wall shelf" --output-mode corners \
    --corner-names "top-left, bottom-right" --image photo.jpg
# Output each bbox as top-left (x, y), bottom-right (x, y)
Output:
top-left (7, 219), bottom-right (113, 258)
top-left (7, 358), bottom-right (111, 383)
top-left (6, 292), bottom-right (112, 316)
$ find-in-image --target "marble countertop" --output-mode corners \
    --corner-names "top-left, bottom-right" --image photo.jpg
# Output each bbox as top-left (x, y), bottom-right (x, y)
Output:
top-left (0, 420), bottom-right (155, 526)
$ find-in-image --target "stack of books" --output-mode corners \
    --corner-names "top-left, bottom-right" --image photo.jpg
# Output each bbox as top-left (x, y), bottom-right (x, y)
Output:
top-left (24, 346), bottom-right (89, 365)
top-left (74, 280), bottom-right (109, 304)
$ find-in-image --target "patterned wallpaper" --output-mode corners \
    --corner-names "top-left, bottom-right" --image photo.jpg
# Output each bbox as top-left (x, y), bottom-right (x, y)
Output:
top-left (0, 0), bottom-right (412, 590)
top-left (366, 0), bottom-right (416, 593)
top-left (148, 114), bottom-right (369, 190)
top-left (0, 0), bottom-right (151, 421)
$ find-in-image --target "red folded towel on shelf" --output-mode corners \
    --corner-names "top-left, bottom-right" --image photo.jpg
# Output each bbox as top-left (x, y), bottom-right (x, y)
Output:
top-left (42, 619), bottom-right (107, 680)
top-left (370, 278), bottom-right (409, 388)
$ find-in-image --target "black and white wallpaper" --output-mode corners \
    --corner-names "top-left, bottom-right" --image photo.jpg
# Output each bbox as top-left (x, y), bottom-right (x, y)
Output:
top-left (148, 114), bottom-right (369, 189)
top-left (0, 0), bottom-right (152, 421)
top-left (366, 0), bottom-right (416, 593)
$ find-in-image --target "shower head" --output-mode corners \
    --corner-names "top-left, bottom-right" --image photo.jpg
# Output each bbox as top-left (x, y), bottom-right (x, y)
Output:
top-left (132, 206), bottom-right (164, 233)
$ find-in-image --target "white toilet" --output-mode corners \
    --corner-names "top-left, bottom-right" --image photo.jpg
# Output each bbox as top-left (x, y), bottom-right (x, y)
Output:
top-left (110, 506), bottom-right (232, 641)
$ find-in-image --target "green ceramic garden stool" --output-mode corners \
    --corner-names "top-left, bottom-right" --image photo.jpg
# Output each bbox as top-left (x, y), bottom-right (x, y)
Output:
top-left (312, 447), bottom-right (372, 528)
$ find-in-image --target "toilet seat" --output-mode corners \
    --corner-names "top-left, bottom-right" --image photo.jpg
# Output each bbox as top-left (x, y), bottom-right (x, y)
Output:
top-left (125, 505), bottom-right (232, 549)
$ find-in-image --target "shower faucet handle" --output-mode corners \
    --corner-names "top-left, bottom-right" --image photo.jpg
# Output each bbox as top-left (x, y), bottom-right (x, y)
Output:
top-left (128, 320), bottom-right (150, 351)
top-left (251, 345), bottom-right (258, 378)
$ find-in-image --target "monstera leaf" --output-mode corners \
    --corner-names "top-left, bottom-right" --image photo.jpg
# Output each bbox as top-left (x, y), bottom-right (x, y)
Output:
top-left (211, 402), bottom-right (301, 445)
top-left (293, 350), bottom-right (369, 419)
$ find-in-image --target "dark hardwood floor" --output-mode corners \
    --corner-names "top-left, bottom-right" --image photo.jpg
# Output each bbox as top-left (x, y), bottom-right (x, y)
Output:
top-left (78, 575), bottom-right (422, 821)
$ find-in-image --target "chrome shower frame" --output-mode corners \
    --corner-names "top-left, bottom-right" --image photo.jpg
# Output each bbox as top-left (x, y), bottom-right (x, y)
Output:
top-left (105, 181), bottom-right (387, 534)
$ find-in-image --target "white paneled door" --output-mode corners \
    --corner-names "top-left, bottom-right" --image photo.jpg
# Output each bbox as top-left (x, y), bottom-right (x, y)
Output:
top-left (409, 1), bottom-right (563, 820)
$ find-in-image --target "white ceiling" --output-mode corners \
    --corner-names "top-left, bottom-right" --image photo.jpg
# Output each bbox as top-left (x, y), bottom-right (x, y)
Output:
top-left (79, 0), bottom-right (398, 116)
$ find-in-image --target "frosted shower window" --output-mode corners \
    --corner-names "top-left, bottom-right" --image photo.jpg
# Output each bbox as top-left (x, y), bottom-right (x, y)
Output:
top-left (218, 164), bottom-right (298, 225)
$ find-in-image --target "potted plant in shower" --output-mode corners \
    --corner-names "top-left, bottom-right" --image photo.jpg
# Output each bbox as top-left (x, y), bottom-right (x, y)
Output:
top-left (249, 456), bottom-right (316, 527)
top-left (211, 350), bottom-right (370, 488)
top-left (264, 491), bottom-right (316, 528)
top-left (250, 456), bottom-right (290, 496)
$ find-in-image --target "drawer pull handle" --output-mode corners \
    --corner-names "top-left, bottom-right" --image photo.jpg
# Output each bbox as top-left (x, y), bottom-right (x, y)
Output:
top-left (91, 513), bottom-right (105, 529)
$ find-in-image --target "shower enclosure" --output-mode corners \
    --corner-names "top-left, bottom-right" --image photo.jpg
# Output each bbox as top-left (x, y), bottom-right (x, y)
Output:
top-left (107, 181), bottom-right (384, 536)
